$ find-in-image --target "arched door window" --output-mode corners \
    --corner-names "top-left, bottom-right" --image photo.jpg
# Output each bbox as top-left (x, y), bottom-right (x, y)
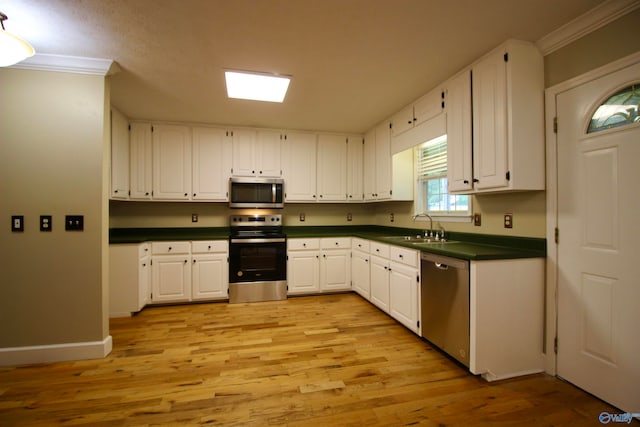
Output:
top-left (587, 83), bottom-right (640, 133)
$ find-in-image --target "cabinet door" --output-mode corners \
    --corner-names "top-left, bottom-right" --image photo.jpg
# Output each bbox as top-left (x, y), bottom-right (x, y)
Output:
top-left (256, 130), bottom-right (282, 177)
top-left (363, 128), bottom-right (377, 200)
top-left (472, 50), bottom-right (509, 190)
top-left (317, 134), bottom-right (347, 201)
top-left (287, 251), bottom-right (320, 294)
top-left (152, 124), bottom-right (192, 200)
top-left (192, 253), bottom-right (228, 300)
top-left (110, 108), bottom-right (129, 199)
top-left (375, 122), bottom-right (392, 199)
top-left (138, 254), bottom-right (151, 309)
top-left (351, 250), bottom-right (370, 299)
top-left (389, 262), bottom-right (420, 333)
top-left (151, 255), bottom-right (191, 302)
top-left (414, 87), bottom-right (445, 127)
top-left (446, 69), bottom-right (474, 193)
top-left (129, 122), bottom-right (153, 199)
top-left (347, 135), bottom-right (364, 201)
top-left (231, 129), bottom-right (256, 176)
top-left (192, 127), bottom-right (231, 201)
top-left (391, 104), bottom-right (414, 136)
top-left (320, 249), bottom-right (351, 291)
top-left (282, 132), bottom-right (317, 201)
top-left (370, 255), bottom-right (390, 312)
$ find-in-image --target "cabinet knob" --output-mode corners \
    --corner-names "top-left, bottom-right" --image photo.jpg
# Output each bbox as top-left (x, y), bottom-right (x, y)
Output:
top-left (193, 193), bottom-right (197, 197)
top-left (399, 254), bottom-right (404, 258)
top-left (335, 242), bottom-right (339, 246)
top-left (168, 246), bottom-right (172, 251)
top-left (384, 266), bottom-right (388, 270)
top-left (184, 193), bottom-right (188, 197)
top-left (473, 178), bottom-right (479, 183)
top-left (208, 245), bottom-right (211, 250)
top-left (463, 180), bottom-right (469, 184)
top-left (303, 243), bottom-right (306, 247)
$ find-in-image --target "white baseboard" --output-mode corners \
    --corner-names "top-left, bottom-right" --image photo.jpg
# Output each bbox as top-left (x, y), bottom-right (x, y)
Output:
top-left (0, 336), bottom-right (113, 366)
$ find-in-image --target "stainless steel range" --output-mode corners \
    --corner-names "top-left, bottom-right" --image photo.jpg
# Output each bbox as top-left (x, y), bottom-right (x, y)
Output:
top-left (228, 214), bottom-right (287, 303)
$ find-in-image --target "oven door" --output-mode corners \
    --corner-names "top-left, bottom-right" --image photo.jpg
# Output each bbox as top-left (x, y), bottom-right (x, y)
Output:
top-left (229, 237), bottom-right (287, 283)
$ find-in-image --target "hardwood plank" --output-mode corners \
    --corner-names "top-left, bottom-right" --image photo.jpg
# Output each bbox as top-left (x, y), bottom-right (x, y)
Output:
top-left (0, 293), bottom-right (634, 426)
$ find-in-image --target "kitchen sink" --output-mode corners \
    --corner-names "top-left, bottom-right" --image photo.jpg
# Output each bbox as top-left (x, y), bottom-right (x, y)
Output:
top-left (384, 235), bottom-right (457, 244)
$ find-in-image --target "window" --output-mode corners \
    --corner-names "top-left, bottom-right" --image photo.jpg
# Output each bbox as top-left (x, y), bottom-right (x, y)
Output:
top-left (414, 135), bottom-right (470, 218)
top-left (587, 83), bottom-right (640, 133)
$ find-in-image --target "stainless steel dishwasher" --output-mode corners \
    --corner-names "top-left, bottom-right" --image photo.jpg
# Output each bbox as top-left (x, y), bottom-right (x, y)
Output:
top-left (420, 252), bottom-right (470, 367)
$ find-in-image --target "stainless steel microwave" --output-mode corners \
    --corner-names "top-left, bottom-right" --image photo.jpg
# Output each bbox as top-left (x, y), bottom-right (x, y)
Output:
top-left (229, 177), bottom-right (284, 208)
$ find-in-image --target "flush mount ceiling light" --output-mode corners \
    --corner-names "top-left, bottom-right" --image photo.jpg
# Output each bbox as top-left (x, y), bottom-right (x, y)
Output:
top-left (225, 70), bottom-right (291, 103)
top-left (0, 12), bottom-right (35, 67)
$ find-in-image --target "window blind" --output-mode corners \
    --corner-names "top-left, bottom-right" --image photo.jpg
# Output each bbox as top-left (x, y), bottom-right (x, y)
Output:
top-left (416, 135), bottom-right (447, 180)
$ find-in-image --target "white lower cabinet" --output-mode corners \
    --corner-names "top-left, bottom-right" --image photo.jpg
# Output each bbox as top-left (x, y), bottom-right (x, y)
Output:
top-left (191, 241), bottom-right (229, 300)
top-left (351, 238), bottom-right (370, 299)
top-left (109, 243), bottom-right (151, 317)
top-left (389, 261), bottom-right (420, 334)
top-left (351, 239), bottom-right (421, 335)
top-left (319, 238), bottom-right (351, 292)
top-left (151, 242), bottom-right (192, 303)
top-left (148, 240), bottom-right (228, 304)
top-left (287, 237), bottom-right (351, 294)
top-left (287, 238), bottom-right (320, 295)
top-left (370, 254), bottom-right (390, 312)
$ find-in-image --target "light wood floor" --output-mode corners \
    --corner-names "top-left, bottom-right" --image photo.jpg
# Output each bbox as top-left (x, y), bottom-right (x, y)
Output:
top-left (0, 293), bottom-right (631, 426)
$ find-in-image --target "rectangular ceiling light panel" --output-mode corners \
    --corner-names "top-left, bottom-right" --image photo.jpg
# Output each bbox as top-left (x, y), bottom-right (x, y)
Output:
top-left (225, 70), bottom-right (291, 103)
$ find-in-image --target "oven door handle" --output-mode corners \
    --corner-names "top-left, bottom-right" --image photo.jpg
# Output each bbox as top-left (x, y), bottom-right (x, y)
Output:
top-left (230, 237), bottom-right (286, 244)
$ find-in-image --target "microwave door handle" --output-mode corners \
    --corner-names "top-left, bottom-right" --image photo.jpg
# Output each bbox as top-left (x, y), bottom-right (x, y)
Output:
top-left (272, 183), bottom-right (276, 203)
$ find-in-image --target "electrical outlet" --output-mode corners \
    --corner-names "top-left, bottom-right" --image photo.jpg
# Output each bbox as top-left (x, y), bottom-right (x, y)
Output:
top-left (65, 215), bottom-right (84, 231)
top-left (473, 213), bottom-right (482, 226)
top-left (40, 215), bottom-right (52, 232)
top-left (11, 215), bottom-right (24, 232)
top-left (504, 213), bottom-right (513, 229)
top-left (347, 213), bottom-right (352, 221)
top-left (191, 213), bottom-right (198, 223)
top-left (299, 213), bottom-right (305, 222)
top-left (390, 213), bottom-right (395, 222)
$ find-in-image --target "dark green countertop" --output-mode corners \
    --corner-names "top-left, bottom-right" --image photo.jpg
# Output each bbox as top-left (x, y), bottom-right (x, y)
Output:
top-left (109, 225), bottom-right (546, 261)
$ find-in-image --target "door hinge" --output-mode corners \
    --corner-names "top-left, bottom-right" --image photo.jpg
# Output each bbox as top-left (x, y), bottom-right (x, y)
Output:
top-left (416, 275), bottom-right (420, 282)
top-left (504, 52), bottom-right (509, 62)
top-left (506, 171), bottom-right (511, 181)
top-left (389, 122), bottom-right (392, 129)
top-left (553, 117), bottom-right (558, 133)
top-left (417, 320), bottom-right (420, 328)
top-left (555, 227), bottom-right (559, 244)
top-left (128, 124), bottom-right (131, 131)
top-left (554, 336), bottom-right (558, 354)
top-left (151, 125), bottom-right (154, 132)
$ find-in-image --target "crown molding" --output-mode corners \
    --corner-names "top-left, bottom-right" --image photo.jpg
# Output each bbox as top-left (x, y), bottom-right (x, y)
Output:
top-left (536, 0), bottom-right (640, 56)
top-left (10, 53), bottom-right (120, 76)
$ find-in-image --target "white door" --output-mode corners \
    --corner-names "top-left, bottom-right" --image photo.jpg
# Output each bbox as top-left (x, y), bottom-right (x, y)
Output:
top-left (556, 61), bottom-right (640, 413)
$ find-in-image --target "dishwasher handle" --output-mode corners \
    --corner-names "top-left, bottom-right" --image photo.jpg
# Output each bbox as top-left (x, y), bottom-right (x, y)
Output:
top-left (435, 262), bottom-right (449, 270)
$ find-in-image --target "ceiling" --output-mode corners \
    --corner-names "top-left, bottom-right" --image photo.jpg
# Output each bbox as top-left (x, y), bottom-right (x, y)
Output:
top-left (4, 0), bottom-right (604, 133)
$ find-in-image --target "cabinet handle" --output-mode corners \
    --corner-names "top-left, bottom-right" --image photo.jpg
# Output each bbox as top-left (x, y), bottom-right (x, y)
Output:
top-left (473, 178), bottom-right (479, 183)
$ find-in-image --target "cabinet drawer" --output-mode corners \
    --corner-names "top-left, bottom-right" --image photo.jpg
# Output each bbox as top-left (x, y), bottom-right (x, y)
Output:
top-left (390, 246), bottom-right (419, 268)
top-left (352, 238), bottom-right (369, 252)
top-left (370, 242), bottom-right (390, 258)
top-left (191, 240), bottom-right (227, 254)
top-left (151, 241), bottom-right (190, 255)
top-left (138, 243), bottom-right (151, 258)
top-left (288, 238), bottom-right (320, 251)
top-left (320, 237), bottom-right (351, 249)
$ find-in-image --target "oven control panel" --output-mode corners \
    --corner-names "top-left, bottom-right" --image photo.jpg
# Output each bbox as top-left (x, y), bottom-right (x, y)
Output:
top-left (229, 214), bottom-right (282, 227)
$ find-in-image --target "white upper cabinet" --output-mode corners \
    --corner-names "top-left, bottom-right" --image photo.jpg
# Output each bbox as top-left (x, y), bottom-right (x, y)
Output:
top-left (110, 108), bottom-right (130, 200)
top-left (152, 124), bottom-right (192, 200)
top-left (192, 127), bottom-right (232, 201)
top-left (129, 122), bottom-right (153, 200)
top-left (391, 86), bottom-right (445, 137)
top-left (317, 134), bottom-right (348, 201)
top-left (231, 129), bottom-right (282, 177)
top-left (445, 69), bottom-right (474, 193)
top-left (347, 135), bottom-right (364, 202)
top-left (282, 131), bottom-right (317, 202)
top-left (468, 39), bottom-right (545, 193)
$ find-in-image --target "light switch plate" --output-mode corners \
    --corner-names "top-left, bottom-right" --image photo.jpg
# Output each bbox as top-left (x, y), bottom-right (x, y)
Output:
top-left (11, 215), bottom-right (24, 232)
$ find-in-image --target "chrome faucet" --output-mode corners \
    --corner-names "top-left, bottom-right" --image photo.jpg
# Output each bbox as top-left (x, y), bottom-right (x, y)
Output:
top-left (411, 213), bottom-right (433, 237)
top-left (438, 224), bottom-right (446, 241)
